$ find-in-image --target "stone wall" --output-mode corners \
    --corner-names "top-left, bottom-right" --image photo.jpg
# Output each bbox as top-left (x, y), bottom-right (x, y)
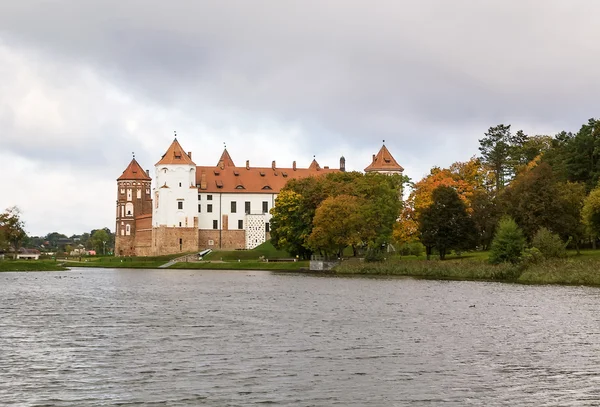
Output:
top-left (152, 226), bottom-right (199, 255)
top-left (134, 215), bottom-right (153, 256)
top-left (198, 229), bottom-right (245, 250)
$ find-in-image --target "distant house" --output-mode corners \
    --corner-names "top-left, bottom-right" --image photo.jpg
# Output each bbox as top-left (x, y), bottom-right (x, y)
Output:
top-left (16, 248), bottom-right (41, 260)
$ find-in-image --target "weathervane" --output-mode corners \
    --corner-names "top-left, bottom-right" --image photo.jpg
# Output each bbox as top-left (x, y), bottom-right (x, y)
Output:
top-left (383, 139), bottom-right (385, 144)
top-left (224, 142), bottom-right (227, 149)
top-left (132, 151), bottom-right (135, 159)
top-left (174, 130), bottom-right (177, 139)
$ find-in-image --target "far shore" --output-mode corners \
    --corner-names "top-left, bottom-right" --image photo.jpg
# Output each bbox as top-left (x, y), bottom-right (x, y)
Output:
top-left (4, 250), bottom-right (600, 288)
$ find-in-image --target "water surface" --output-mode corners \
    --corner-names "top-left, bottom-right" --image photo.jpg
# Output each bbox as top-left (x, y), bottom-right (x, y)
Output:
top-left (2, 268), bottom-right (600, 406)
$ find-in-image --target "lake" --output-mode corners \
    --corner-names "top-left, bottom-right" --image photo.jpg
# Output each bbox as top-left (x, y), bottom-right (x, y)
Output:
top-left (2, 268), bottom-right (600, 406)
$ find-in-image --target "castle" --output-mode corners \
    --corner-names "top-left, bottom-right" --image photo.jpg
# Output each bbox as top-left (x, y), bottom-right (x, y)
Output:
top-left (115, 137), bottom-right (403, 256)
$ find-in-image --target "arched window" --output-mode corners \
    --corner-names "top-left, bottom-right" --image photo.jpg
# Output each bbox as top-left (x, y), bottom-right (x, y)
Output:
top-left (125, 202), bottom-right (134, 216)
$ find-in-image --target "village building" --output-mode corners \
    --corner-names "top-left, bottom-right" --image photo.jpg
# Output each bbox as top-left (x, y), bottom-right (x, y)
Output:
top-left (115, 138), bottom-right (403, 256)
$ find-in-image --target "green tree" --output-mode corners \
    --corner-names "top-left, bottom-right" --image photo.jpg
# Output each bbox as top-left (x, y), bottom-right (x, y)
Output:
top-left (270, 189), bottom-right (313, 258)
top-left (582, 186), bottom-right (600, 243)
top-left (0, 206), bottom-right (27, 255)
top-left (531, 227), bottom-right (567, 259)
top-left (489, 217), bottom-right (525, 264)
top-left (501, 163), bottom-right (581, 241)
top-left (479, 124), bottom-right (520, 190)
top-left (91, 229), bottom-right (110, 255)
top-left (308, 195), bottom-right (364, 257)
top-left (418, 186), bottom-right (477, 260)
top-left (270, 172), bottom-right (403, 258)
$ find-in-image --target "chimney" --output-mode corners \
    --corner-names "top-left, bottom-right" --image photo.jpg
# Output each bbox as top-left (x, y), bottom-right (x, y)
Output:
top-left (246, 160), bottom-right (250, 170)
top-left (272, 160), bottom-right (276, 170)
top-left (340, 156), bottom-right (346, 172)
top-left (324, 166), bottom-right (329, 169)
top-left (188, 151), bottom-right (192, 159)
top-left (146, 169), bottom-right (150, 176)
top-left (293, 161), bottom-right (297, 171)
top-left (372, 154), bottom-right (376, 163)
top-left (200, 171), bottom-right (207, 190)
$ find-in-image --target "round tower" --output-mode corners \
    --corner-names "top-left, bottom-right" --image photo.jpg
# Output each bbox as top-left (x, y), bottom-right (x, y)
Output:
top-left (115, 157), bottom-right (152, 256)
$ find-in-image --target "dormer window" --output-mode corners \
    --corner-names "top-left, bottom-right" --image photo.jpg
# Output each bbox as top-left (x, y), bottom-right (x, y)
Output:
top-left (214, 170), bottom-right (220, 175)
top-left (236, 185), bottom-right (245, 189)
top-left (260, 172), bottom-right (265, 177)
top-left (262, 185), bottom-right (272, 190)
top-left (282, 172), bottom-right (288, 178)
top-left (384, 158), bottom-right (391, 163)
top-left (216, 180), bottom-right (223, 188)
top-left (233, 170), bottom-right (239, 176)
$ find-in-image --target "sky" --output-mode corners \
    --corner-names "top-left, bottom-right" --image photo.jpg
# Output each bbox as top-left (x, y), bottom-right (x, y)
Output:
top-left (1, 0), bottom-right (600, 236)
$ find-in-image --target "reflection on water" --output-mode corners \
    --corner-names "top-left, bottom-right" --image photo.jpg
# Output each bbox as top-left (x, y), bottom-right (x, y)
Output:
top-left (2, 268), bottom-right (600, 406)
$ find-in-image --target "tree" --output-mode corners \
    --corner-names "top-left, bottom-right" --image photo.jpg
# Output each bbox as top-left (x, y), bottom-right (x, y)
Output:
top-left (489, 217), bottom-right (525, 264)
top-left (478, 124), bottom-right (531, 190)
top-left (531, 227), bottom-right (567, 259)
top-left (582, 186), bottom-right (600, 242)
top-left (0, 206), bottom-right (27, 255)
top-left (308, 195), bottom-right (364, 257)
top-left (91, 229), bottom-right (110, 255)
top-left (418, 186), bottom-right (477, 260)
top-left (270, 172), bottom-right (403, 258)
top-left (270, 189), bottom-right (313, 258)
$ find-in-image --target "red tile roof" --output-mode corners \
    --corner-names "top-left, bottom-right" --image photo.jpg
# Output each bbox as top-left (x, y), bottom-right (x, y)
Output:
top-left (117, 158), bottom-right (152, 181)
top-left (364, 144), bottom-right (404, 172)
top-left (196, 159), bottom-right (339, 193)
top-left (155, 138), bottom-right (196, 166)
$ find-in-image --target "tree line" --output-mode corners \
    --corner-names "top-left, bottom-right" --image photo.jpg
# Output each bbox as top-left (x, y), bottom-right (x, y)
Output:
top-left (0, 206), bottom-right (115, 256)
top-left (271, 118), bottom-right (600, 262)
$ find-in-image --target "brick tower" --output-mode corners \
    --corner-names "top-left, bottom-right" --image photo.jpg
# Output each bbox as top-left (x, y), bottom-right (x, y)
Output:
top-left (115, 157), bottom-right (153, 256)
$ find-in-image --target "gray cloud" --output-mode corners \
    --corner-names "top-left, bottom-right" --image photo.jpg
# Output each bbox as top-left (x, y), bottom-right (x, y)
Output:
top-left (1, 0), bottom-right (599, 234)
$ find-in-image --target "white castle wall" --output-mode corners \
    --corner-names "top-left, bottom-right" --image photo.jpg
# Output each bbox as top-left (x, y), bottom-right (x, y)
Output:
top-left (153, 164), bottom-right (197, 228)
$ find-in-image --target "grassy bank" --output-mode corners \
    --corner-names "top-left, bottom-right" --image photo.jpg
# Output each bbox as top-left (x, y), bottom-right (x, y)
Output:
top-left (65, 253), bottom-right (190, 269)
top-left (334, 251), bottom-right (600, 286)
top-left (169, 260), bottom-right (309, 271)
top-left (0, 260), bottom-right (68, 272)
top-left (335, 257), bottom-right (520, 281)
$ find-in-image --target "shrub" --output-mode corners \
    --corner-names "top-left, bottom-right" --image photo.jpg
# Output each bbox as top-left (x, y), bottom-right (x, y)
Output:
top-left (489, 217), bottom-right (525, 264)
top-left (531, 227), bottom-right (567, 259)
top-left (365, 247), bottom-right (385, 262)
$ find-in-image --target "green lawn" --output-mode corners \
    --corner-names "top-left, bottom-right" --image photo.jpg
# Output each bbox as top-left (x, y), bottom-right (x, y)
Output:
top-left (0, 260), bottom-right (68, 272)
top-left (204, 241), bottom-right (293, 261)
top-left (169, 260), bottom-right (309, 271)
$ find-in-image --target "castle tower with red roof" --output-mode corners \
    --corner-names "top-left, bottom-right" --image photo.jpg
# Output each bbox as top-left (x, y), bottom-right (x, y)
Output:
top-left (115, 157), bottom-right (153, 256)
top-left (364, 142), bottom-right (404, 175)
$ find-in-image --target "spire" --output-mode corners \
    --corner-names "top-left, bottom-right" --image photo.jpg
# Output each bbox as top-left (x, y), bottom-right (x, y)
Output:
top-left (155, 138), bottom-right (196, 166)
top-left (118, 157), bottom-right (152, 181)
top-left (216, 147), bottom-right (235, 168)
top-left (364, 143), bottom-right (403, 173)
top-left (308, 156), bottom-right (320, 171)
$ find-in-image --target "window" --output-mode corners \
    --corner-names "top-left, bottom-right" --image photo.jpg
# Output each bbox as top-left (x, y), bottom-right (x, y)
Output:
top-left (213, 220), bottom-right (218, 229)
top-left (178, 201), bottom-right (183, 210)
top-left (207, 204), bottom-right (213, 213)
top-left (262, 201), bottom-right (268, 213)
top-left (137, 189), bottom-right (141, 199)
top-left (179, 222), bottom-right (182, 227)
top-left (198, 204), bottom-right (201, 213)
top-left (238, 220), bottom-right (243, 229)
top-left (179, 238), bottom-right (183, 250)
top-left (198, 194), bottom-right (201, 201)
top-left (231, 201), bottom-right (237, 213)
top-left (265, 223), bottom-right (270, 233)
top-left (179, 182), bottom-right (182, 187)
top-left (207, 195), bottom-right (213, 200)
top-left (245, 201), bottom-right (251, 214)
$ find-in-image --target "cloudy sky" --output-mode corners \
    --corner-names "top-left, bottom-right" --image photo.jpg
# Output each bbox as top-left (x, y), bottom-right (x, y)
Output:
top-left (1, 1), bottom-right (599, 236)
